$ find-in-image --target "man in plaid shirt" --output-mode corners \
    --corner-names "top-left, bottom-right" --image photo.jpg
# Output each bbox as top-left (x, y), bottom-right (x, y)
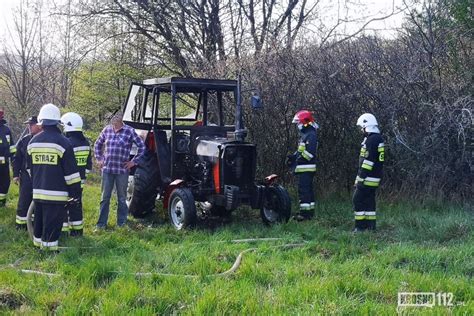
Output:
top-left (94, 112), bottom-right (145, 229)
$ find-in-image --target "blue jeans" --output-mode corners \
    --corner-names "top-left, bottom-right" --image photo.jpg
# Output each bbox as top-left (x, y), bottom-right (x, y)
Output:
top-left (97, 172), bottom-right (129, 227)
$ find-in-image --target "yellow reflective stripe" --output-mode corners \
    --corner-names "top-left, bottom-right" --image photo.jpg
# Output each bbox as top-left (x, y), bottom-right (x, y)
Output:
top-left (10, 145), bottom-right (16, 154)
top-left (16, 215), bottom-right (28, 224)
top-left (64, 172), bottom-right (81, 185)
top-left (301, 150), bottom-right (313, 161)
top-left (295, 166), bottom-right (317, 173)
top-left (361, 163), bottom-right (373, 170)
top-left (363, 181), bottom-right (379, 187)
top-left (33, 237), bottom-right (41, 247)
top-left (70, 220), bottom-right (83, 230)
top-left (27, 143), bottom-right (65, 157)
top-left (74, 150), bottom-right (89, 156)
top-left (0, 156), bottom-right (5, 164)
top-left (33, 189), bottom-right (69, 202)
top-left (354, 211), bottom-right (366, 220)
top-left (33, 193), bottom-right (69, 201)
top-left (365, 211), bottom-right (376, 220)
top-left (28, 147), bottom-right (64, 158)
top-left (66, 177), bottom-right (81, 185)
top-left (41, 241), bottom-right (59, 250)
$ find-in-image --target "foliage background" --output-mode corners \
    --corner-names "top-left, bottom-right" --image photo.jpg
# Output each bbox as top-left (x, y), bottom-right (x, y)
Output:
top-left (0, 0), bottom-right (472, 200)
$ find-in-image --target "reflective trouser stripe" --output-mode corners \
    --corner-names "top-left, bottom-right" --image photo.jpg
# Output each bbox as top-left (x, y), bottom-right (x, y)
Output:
top-left (16, 215), bottom-right (27, 224)
top-left (10, 145), bottom-right (16, 154)
top-left (0, 193), bottom-right (6, 201)
top-left (365, 211), bottom-right (376, 220)
top-left (300, 203), bottom-right (312, 210)
top-left (0, 156), bottom-right (5, 164)
top-left (354, 211), bottom-right (376, 220)
top-left (354, 211), bottom-right (365, 220)
top-left (41, 240), bottom-right (58, 250)
top-left (69, 220), bottom-right (83, 230)
top-left (62, 222), bottom-right (70, 232)
top-left (33, 237), bottom-right (42, 247)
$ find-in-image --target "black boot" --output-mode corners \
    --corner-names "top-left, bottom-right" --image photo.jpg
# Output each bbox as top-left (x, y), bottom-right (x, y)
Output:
top-left (366, 220), bottom-right (376, 231)
top-left (353, 219), bottom-right (367, 232)
top-left (294, 211), bottom-right (314, 221)
top-left (16, 223), bottom-right (27, 231)
top-left (70, 229), bottom-right (83, 237)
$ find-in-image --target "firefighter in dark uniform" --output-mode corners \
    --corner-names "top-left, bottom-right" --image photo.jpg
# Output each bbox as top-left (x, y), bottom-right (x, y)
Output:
top-left (60, 112), bottom-right (91, 236)
top-left (27, 104), bottom-right (81, 250)
top-left (12, 116), bottom-right (42, 229)
top-left (0, 109), bottom-right (16, 206)
top-left (353, 113), bottom-right (385, 231)
top-left (287, 110), bottom-right (318, 221)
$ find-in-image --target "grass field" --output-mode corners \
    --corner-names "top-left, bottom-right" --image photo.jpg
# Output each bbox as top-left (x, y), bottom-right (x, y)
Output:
top-left (0, 181), bottom-right (473, 314)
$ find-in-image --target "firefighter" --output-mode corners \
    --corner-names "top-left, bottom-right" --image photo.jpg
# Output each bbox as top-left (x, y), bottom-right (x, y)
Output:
top-left (287, 110), bottom-right (318, 221)
top-left (353, 113), bottom-right (385, 232)
top-left (12, 116), bottom-right (42, 229)
top-left (27, 104), bottom-right (81, 250)
top-left (0, 109), bottom-right (16, 207)
top-left (60, 112), bottom-right (91, 236)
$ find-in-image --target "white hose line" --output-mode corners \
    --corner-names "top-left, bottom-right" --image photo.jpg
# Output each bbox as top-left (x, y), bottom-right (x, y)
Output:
top-left (26, 201), bottom-right (35, 241)
top-left (6, 241), bottom-right (308, 278)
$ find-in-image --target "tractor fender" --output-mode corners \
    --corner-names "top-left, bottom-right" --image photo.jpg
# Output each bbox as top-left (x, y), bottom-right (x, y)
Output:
top-left (163, 179), bottom-right (185, 209)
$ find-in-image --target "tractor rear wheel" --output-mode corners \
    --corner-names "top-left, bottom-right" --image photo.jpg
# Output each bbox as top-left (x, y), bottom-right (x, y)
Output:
top-left (128, 151), bottom-right (159, 218)
top-left (260, 185), bottom-right (291, 224)
top-left (168, 188), bottom-right (197, 230)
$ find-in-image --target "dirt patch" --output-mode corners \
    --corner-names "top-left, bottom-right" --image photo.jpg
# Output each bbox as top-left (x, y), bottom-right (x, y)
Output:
top-left (0, 289), bottom-right (26, 310)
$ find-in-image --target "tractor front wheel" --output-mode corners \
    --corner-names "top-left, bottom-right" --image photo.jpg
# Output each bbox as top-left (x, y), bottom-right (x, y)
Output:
top-left (168, 188), bottom-right (197, 230)
top-left (260, 185), bottom-right (291, 225)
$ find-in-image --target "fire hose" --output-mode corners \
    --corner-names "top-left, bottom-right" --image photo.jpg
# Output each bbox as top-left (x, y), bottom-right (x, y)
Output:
top-left (17, 204), bottom-right (308, 277)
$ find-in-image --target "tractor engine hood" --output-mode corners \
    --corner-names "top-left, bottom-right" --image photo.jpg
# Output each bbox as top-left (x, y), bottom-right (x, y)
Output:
top-left (195, 137), bottom-right (255, 159)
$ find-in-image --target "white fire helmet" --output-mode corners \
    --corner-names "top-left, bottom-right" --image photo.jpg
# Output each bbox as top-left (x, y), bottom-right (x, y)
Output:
top-left (356, 113), bottom-right (379, 133)
top-left (37, 103), bottom-right (61, 126)
top-left (61, 112), bottom-right (84, 132)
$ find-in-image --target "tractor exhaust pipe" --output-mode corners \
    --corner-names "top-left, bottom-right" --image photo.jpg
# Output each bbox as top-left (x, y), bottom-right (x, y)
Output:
top-left (235, 74), bottom-right (247, 141)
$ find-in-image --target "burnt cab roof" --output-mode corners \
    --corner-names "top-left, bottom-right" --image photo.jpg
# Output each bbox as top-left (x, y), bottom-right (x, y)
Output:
top-left (142, 77), bottom-right (238, 93)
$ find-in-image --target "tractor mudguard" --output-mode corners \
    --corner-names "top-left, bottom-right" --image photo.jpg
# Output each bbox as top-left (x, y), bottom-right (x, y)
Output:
top-left (163, 179), bottom-right (185, 209)
top-left (264, 174), bottom-right (279, 185)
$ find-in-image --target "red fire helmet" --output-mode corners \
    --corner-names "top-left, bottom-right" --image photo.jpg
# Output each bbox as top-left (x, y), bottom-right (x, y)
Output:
top-left (292, 110), bottom-right (315, 125)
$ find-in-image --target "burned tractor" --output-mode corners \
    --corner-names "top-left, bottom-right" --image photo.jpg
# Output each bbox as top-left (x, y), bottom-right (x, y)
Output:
top-left (124, 77), bottom-right (291, 229)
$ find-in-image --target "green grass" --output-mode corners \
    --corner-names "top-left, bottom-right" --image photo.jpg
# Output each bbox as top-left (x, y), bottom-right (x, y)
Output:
top-left (0, 183), bottom-right (473, 314)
